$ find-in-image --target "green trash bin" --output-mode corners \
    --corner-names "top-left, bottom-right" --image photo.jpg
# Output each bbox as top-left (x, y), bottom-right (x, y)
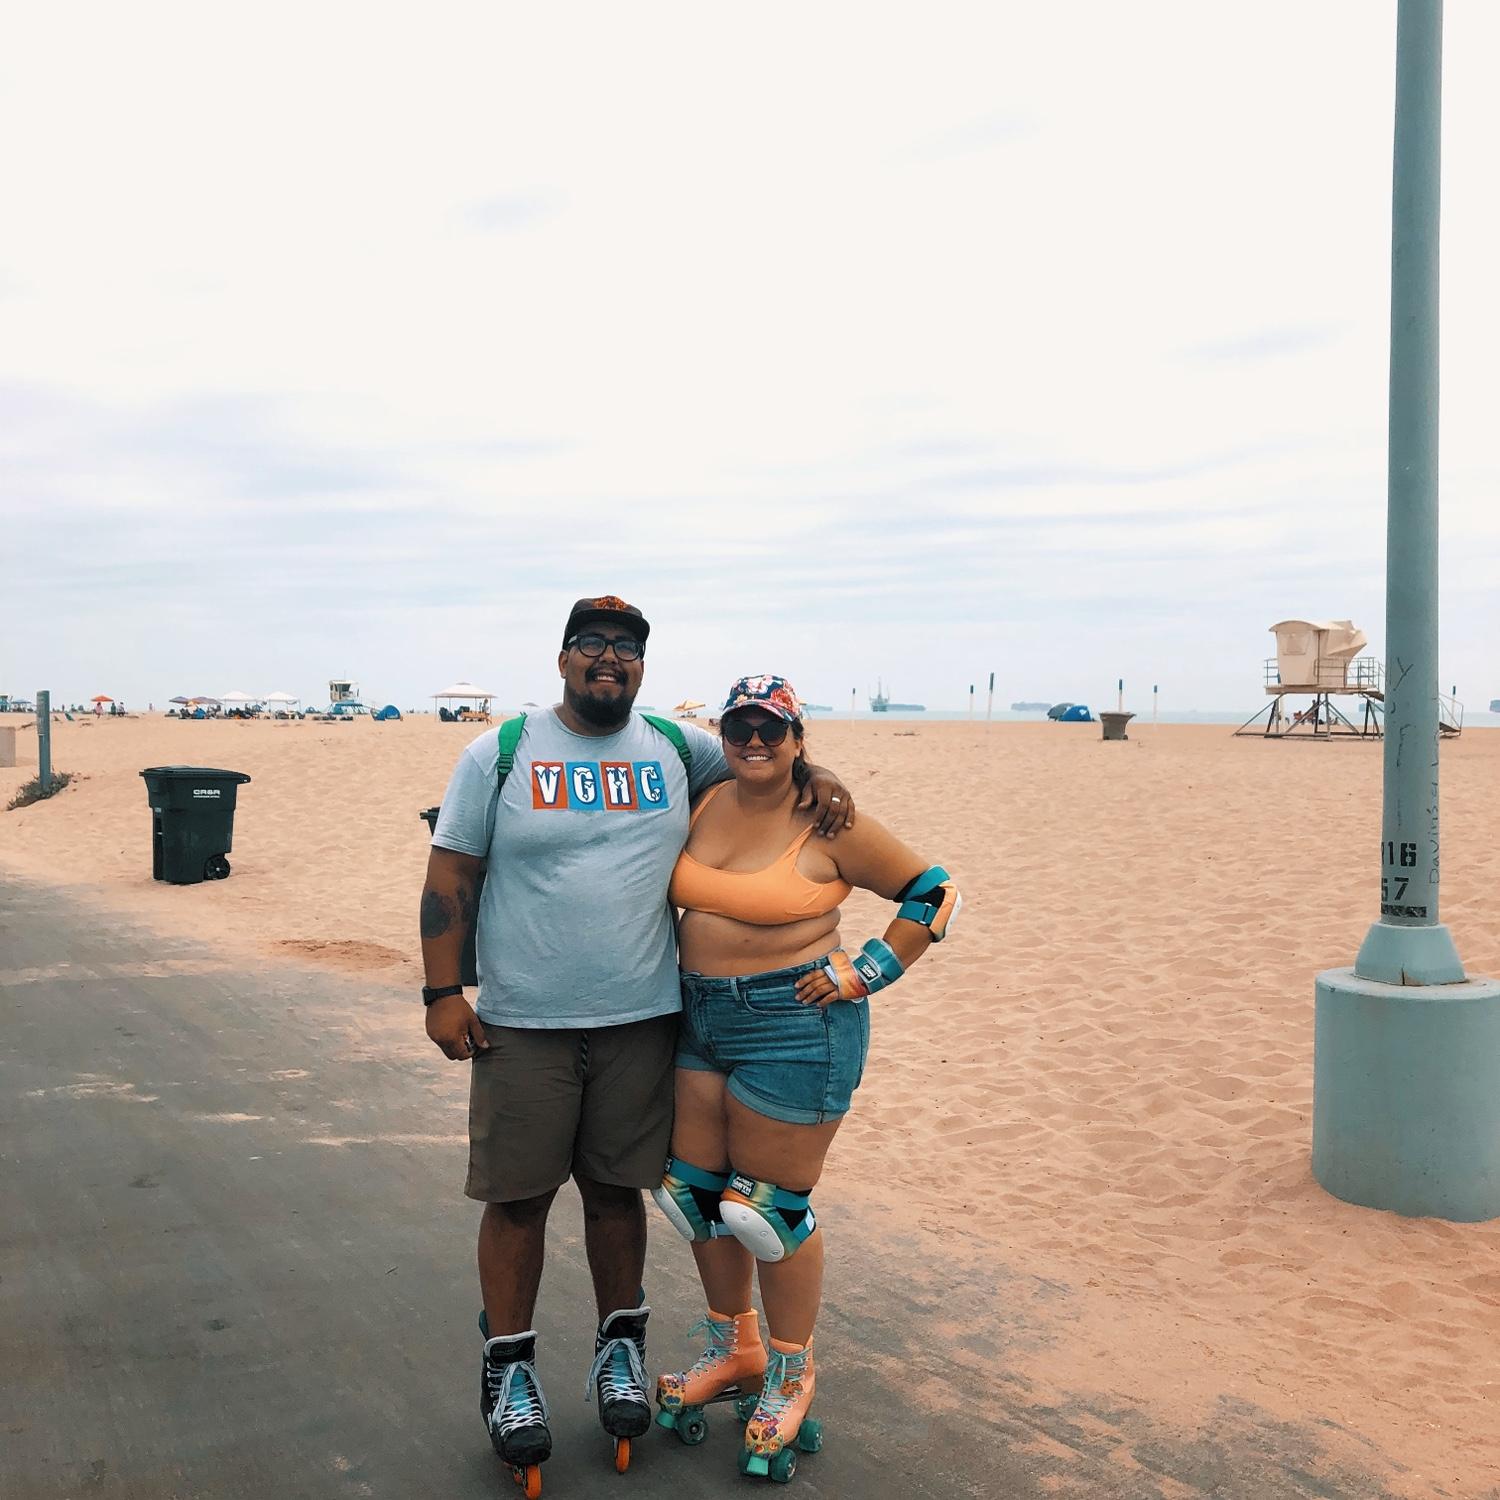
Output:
top-left (420, 806), bottom-right (481, 988)
top-left (141, 766), bottom-right (252, 884)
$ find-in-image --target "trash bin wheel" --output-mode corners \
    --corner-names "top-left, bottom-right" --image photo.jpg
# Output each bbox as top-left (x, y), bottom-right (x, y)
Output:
top-left (205, 854), bottom-right (231, 880)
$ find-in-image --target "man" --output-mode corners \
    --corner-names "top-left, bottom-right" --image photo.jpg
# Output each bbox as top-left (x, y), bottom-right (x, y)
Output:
top-left (419, 595), bottom-right (853, 1481)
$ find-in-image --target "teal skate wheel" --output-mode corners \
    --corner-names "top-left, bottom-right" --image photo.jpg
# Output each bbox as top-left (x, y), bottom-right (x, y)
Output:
top-left (678, 1413), bottom-right (708, 1446)
top-left (734, 1394), bottom-right (759, 1423)
top-left (655, 1408), bottom-right (678, 1431)
top-left (769, 1448), bottom-right (798, 1483)
top-left (796, 1419), bottom-right (822, 1454)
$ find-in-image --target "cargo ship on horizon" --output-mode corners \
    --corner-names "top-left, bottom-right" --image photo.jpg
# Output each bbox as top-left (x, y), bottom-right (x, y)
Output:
top-left (869, 679), bottom-right (925, 713)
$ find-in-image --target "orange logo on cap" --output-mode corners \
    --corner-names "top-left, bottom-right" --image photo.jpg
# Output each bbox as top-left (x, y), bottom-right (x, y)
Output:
top-left (590, 595), bottom-right (631, 611)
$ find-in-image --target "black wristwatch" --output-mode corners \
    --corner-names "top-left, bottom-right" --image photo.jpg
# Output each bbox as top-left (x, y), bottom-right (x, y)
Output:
top-left (422, 983), bottom-right (465, 1007)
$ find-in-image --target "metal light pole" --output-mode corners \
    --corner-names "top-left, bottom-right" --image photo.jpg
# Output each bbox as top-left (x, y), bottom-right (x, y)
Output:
top-left (37, 690), bottom-right (52, 793)
top-left (1312, 0), bottom-right (1500, 1222)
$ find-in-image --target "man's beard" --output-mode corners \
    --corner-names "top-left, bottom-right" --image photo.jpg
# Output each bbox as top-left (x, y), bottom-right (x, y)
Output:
top-left (568, 680), bottom-right (637, 728)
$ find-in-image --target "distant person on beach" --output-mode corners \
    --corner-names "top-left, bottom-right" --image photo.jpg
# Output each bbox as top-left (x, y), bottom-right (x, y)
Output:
top-left (652, 673), bottom-right (958, 1479)
top-left (417, 596), bottom-right (855, 1485)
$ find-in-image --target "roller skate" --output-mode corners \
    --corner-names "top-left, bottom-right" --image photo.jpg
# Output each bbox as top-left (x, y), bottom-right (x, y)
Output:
top-left (739, 1337), bottom-right (821, 1484)
top-left (478, 1315), bottom-right (551, 1499)
top-left (655, 1308), bottom-right (766, 1446)
top-left (585, 1306), bottom-right (652, 1473)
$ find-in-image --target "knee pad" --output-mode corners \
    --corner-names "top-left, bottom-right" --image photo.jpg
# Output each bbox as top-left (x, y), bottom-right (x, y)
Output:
top-left (719, 1173), bottom-right (817, 1262)
top-left (652, 1157), bottom-right (730, 1243)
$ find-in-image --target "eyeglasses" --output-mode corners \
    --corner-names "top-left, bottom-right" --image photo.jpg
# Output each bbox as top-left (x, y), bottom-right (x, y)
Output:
top-left (722, 715), bottom-right (791, 748)
top-left (567, 633), bottom-right (644, 662)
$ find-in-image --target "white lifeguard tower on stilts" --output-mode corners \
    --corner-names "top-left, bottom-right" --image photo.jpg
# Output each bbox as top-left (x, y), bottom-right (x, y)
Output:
top-left (1234, 619), bottom-right (1462, 739)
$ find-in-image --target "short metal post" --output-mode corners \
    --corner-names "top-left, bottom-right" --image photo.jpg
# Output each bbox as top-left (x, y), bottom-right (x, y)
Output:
top-left (986, 671), bottom-right (994, 722)
top-left (37, 690), bottom-right (52, 793)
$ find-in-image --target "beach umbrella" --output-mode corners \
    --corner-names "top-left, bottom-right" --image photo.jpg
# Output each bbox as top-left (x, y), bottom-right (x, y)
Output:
top-left (92, 695), bottom-right (113, 703)
top-left (188, 696), bottom-right (221, 706)
top-left (169, 696), bottom-right (190, 705)
top-left (673, 699), bottom-right (705, 712)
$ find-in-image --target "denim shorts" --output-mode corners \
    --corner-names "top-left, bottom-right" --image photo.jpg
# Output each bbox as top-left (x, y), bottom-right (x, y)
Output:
top-left (675, 958), bottom-right (871, 1125)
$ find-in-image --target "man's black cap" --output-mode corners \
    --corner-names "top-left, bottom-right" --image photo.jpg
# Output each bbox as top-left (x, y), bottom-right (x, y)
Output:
top-left (562, 595), bottom-right (650, 650)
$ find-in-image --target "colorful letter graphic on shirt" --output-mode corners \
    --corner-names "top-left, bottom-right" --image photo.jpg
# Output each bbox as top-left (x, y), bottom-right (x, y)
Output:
top-left (532, 762), bottom-right (567, 809)
top-left (602, 762), bottom-right (637, 810)
top-left (636, 761), bottom-right (666, 807)
top-left (567, 762), bottom-right (602, 810)
top-left (530, 761), bottom-right (669, 812)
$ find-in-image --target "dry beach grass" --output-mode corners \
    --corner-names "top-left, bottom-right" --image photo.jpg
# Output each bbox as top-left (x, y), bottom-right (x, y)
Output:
top-left (4, 714), bottom-right (1498, 1495)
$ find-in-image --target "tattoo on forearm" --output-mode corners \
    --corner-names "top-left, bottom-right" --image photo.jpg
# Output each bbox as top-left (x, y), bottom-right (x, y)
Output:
top-left (457, 881), bottom-right (477, 928)
top-left (421, 890), bottom-right (457, 939)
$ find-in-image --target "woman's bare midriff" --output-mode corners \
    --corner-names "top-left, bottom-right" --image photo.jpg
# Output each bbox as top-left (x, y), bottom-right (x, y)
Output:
top-left (677, 907), bottom-right (842, 978)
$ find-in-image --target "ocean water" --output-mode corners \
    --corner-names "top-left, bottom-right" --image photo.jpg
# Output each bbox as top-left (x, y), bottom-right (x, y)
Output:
top-left (800, 707), bottom-right (1500, 729)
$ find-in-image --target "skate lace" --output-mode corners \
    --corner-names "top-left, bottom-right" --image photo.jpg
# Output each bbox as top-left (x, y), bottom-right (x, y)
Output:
top-left (488, 1357), bottom-right (549, 1435)
top-left (684, 1314), bottom-right (735, 1376)
top-left (757, 1347), bottom-right (807, 1418)
top-left (584, 1334), bottom-right (647, 1406)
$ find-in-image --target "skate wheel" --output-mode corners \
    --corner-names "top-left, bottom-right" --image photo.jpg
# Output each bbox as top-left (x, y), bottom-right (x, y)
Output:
top-left (615, 1437), bottom-right (631, 1473)
top-left (769, 1448), bottom-right (797, 1484)
top-left (733, 1394), bottom-right (759, 1423)
top-left (511, 1464), bottom-right (542, 1499)
top-left (678, 1413), bottom-right (708, 1446)
top-left (736, 1448), bottom-right (754, 1476)
top-left (796, 1418), bottom-right (822, 1454)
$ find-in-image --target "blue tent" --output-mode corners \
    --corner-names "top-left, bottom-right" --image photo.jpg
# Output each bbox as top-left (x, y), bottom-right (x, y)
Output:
top-left (372, 704), bottom-right (402, 721)
top-left (1059, 704), bottom-right (1093, 722)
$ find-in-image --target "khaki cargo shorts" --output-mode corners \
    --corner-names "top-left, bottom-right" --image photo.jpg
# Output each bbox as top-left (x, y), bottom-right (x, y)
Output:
top-left (465, 1013), bottom-right (677, 1203)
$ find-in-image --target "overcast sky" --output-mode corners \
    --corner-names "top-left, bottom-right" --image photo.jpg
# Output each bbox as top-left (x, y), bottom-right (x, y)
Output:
top-left (4, 2), bottom-right (1497, 713)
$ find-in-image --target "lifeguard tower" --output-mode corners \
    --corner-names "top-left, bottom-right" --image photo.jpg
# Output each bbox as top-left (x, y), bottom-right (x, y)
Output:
top-left (1234, 619), bottom-right (1462, 738)
top-left (329, 678), bottom-right (360, 705)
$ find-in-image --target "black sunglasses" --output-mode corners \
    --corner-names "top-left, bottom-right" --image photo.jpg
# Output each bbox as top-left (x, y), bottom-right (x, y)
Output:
top-left (722, 714), bottom-right (791, 748)
top-left (567, 633), bottom-right (644, 662)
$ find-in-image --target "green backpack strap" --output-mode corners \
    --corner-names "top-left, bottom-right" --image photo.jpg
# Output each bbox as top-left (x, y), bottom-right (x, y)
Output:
top-left (641, 713), bottom-right (693, 775)
top-left (496, 712), bottom-right (527, 791)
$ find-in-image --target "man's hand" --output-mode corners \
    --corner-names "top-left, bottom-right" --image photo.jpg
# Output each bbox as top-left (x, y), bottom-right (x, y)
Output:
top-left (797, 763), bottom-right (856, 838)
top-left (425, 993), bottom-right (490, 1061)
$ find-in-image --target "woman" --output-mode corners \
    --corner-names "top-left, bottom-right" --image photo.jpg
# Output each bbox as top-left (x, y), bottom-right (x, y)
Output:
top-left (652, 675), bottom-right (959, 1478)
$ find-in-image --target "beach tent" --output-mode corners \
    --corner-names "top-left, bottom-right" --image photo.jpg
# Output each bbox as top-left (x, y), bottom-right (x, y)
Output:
top-left (220, 690), bottom-right (257, 706)
top-left (1268, 620), bottom-right (1368, 690)
top-left (1046, 702), bottom-right (1075, 720)
top-left (264, 691), bottom-right (300, 707)
top-left (1058, 704), bottom-right (1093, 723)
top-left (372, 704), bottom-right (402, 721)
top-left (432, 682), bottom-right (496, 716)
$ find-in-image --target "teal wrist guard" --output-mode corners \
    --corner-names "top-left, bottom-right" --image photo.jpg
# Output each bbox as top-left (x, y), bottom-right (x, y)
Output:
top-left (851, 938), bottom-right (905, 994)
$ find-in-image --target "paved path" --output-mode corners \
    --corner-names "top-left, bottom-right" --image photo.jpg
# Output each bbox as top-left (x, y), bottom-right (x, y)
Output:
top-left (1, 876), bottom-right (1405, 1499)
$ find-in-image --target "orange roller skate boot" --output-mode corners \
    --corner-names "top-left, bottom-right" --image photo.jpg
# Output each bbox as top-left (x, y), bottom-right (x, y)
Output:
top-left (740, 1337), bottom-right (822, 1483)
top-left (655, 1308), bottom-right (766, 1445)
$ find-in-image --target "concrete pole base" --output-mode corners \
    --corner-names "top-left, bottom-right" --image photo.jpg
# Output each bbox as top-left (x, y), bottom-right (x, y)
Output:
top-left (1313, 968), bottom-right (1500, 1221)
top-left (1355, 919), bottom-right (1465, 985)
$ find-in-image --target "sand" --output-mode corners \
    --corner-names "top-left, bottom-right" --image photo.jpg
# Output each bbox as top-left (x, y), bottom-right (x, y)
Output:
top-left (4, 713), bottom-right (1500, 1495)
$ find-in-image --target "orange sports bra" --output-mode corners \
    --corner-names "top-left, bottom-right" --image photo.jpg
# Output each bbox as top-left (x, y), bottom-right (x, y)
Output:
top-left (670, 784), bottom-right (851, 925)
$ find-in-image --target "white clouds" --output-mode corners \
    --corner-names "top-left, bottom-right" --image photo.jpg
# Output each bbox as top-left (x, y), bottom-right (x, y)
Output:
top-left (2, 2), bottom-right (1497, 713)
